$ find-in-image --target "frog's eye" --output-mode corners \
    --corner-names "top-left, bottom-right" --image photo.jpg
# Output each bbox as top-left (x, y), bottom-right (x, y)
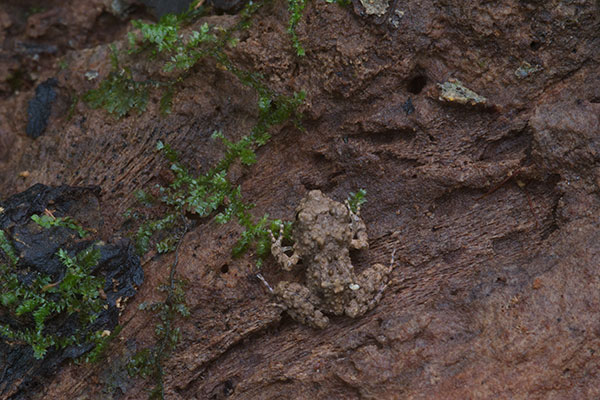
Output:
top-left (297, 210), bottom-right (311, 223)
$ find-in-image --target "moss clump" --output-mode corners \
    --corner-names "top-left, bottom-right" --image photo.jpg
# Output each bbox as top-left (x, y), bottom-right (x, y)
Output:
top-left (31, 213), bottom-right (89, 238)
top-left (287, 0), bottom-right (306, 56)
top-left (0, 230), bottom-right (109, 360)
top-left (82, 45), bottom-right (151, 118)
top-left (136, 83), bottom-right (303, 264)
top-left (84, 1), bottom-right (263, 118)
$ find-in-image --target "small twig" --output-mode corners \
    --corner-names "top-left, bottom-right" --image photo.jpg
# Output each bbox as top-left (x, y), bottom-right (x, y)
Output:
top-left (256, 273), bottom-right (273, 293)
top-left (476, 168), bottom-right (521, 201)
top-left (520, 181), bottom-right (540, 230)
top-left (41, 280), bottom-right (61, 292)
top-left (43, 208), bottom-right (56, 219)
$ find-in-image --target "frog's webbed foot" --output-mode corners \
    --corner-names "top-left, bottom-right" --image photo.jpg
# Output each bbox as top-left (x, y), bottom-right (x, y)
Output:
top-left (345, 250), bottom-right (396, 318)
top-left (345, 200), bottom-right (369, 250)
top-left (275, 281), bottom-right (329, 329)
top-left (270, 223), bottom-right (300, 271)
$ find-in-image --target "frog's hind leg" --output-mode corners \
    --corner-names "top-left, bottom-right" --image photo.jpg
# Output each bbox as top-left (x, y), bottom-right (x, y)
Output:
top-left (275, 281), bottom-right (329, 329)
top-left (344, 253), bottom-right (395, 318)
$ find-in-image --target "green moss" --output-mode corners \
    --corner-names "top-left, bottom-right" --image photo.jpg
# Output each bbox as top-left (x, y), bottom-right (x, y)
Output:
top-left (134, 75), bottom-right (303, 258)
top-left (287, 0), bottom-right (306, 56)
top-left (0, 230), bottom-right (17, 265)
top-left (82, 45), bottom-right (150, 118)
top-left (129, 14), bottom-right (182, 55)
top-left (31, 213), bottom-right (89, 238)
top-left (83, 0), bottom-right (312, 120)
top-left (135, 213), bottom-right (177, 255)
top-left (324, 0), bottom-right (351, 5)
top-left (0, 232), bottom-right (108, 360)
top-left (133, 189), bottom-right (157, 207)
top-left (82, 3), bottom-right (306, 397)
top-left (128, 14), bottom-right (219, 73)
top-left (84, 1), bottom-right (264, 120)
top-left (66, 94), bottom-right (79, 121)
top-left (82, 325), bottom-right (122, 363)
top-left (287, 0), bottom-right (350, 56)
top-left (127, 277), bottom-right (189, 399)
top-left (347, 189), bottom-right (367, 213)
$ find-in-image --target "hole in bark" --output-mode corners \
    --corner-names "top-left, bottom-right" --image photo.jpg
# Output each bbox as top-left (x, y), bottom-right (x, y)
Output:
top-left (530, 41), bottom-right (541, 51)
top-left (7, 69), bottom-right (27, 92)
top-left (407, 75), bottom-right (427, 94)
top-left (223, 379), bottom-right (235, 396)
top-left (220, 264), bottom-right (229, 274)
top-left (364, 129), bottom-right (416, 144)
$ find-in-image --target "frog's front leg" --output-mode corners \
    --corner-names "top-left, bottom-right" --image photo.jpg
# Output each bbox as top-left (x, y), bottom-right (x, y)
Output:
top-left (344, 252), bottom-right (395, 318)
top-left (345, 200), bottom-right (368, 250)
top-left (270, 223), bottom-right (300, 271)
top-left (274, 281), bottom-right (329, 329)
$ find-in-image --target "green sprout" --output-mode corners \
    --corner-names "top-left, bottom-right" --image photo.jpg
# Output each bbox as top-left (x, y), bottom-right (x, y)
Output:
top-left (347, 189), bottom-right (367, 213)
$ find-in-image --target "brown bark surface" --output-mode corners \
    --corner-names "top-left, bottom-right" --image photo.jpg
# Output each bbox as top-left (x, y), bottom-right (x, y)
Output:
top-left (1, 0), bottom-right (600, 399)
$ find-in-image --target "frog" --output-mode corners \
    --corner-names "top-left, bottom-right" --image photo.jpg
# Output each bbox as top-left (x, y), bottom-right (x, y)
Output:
top-left (270, 190), bottom-right (394, 329)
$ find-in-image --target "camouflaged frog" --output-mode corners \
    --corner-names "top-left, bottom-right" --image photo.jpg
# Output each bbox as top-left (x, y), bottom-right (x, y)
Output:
top-left (270, 190), bottom-right (393, 329)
